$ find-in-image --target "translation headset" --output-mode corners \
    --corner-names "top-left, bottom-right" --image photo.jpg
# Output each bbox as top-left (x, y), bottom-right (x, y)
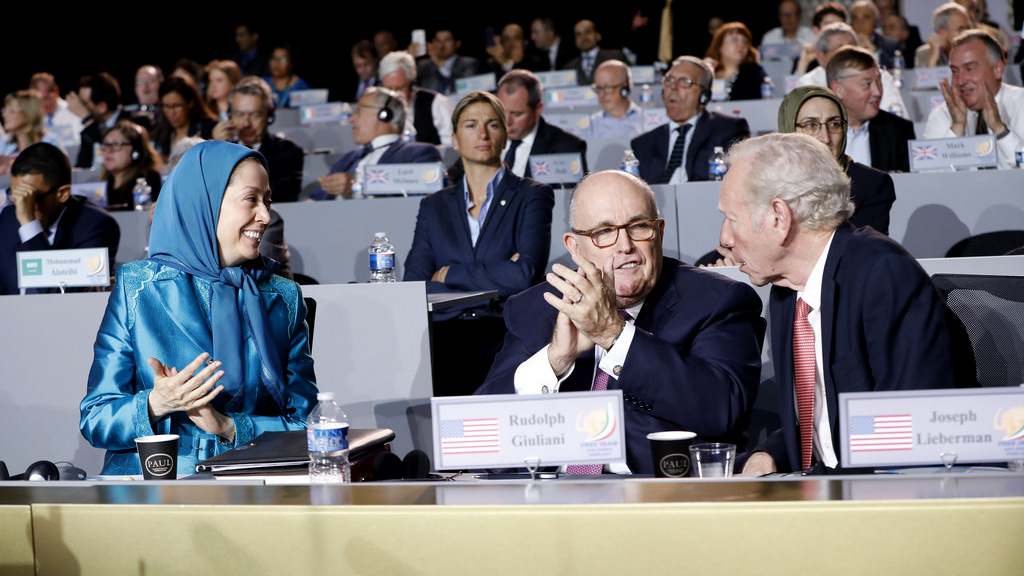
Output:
top-left (129, 123), bottom-right (145, 164)
top-left (698, 82), bottom-right (712, 106)
top-left (620, 84), bottom-right (631, 99)
top-left (0, 460), bottom-right (86, 481)
top-left (377, 94), bottom-right (395, 123)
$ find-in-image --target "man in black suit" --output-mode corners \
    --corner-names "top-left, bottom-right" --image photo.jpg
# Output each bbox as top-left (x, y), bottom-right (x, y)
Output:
top-left (563, 19), bottom-right (628, 86)
top-left (415, 28), bottom-right (480, 96)
top-left (212, 77), bottom-right (304, 203)
top-left (71, 72), bottom-right (132, 169)
top-left (631, 56), bottom-right (750, 184)
top-left (529, 17), bottom-right (575, 71)
top-left (1, 143), bottom-right (120, 295)
top-left (827, 46), bottom-right (915, 173)
top-left (447, 69), bottom-right (588, 186)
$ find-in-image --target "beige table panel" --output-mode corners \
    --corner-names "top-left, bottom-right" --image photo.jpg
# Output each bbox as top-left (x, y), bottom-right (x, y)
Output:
top-left (30, 497), bottom-right (1024, 576)
top-left (0, 506), bottom-right (34, 576)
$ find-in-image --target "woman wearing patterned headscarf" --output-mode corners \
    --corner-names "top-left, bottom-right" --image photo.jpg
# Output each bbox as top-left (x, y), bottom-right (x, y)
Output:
top-left (81, 140), bottom-right (317, 476)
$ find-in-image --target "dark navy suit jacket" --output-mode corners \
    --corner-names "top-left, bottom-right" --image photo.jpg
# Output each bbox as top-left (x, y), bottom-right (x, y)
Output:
top-left (476, 258), bottom-right (765, 475)
top-left (309, 139), bottom-right (443, 201)
top-left (0, 195), bottom-right (120, 295)
top-left (403, 170), bottom-right (554, 320)
top-left (756, 224), bottom-right (977, 473)
top-left (847, 161), bottom-right (896, 235)
top-left (867, 109), bottom-right (916, 174)
top-left (631, 110), bottom-right (750, 184)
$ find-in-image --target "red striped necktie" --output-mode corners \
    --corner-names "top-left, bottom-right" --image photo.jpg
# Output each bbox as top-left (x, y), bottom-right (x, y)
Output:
top-left (793, 298), bottom-right (816, 471)
top-left (566, 309), bottom-right (632, 475)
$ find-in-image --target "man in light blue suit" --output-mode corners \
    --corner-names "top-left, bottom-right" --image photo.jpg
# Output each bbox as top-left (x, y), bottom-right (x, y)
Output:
top-left (308, 87), bottom-right (443, 201)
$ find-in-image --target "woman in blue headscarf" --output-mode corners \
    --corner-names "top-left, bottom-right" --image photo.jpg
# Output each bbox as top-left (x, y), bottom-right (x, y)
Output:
top-left (80, 140), bottom-right (318, 476)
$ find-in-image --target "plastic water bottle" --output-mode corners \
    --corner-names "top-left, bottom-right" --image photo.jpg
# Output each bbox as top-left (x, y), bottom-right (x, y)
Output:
top-left (132, 177), bottom-right (152, 211)
top-left (708, 146), bottom-right (727, 181)
top-left (350, 164), bottom-right (365, 198)
top-left (620, 149), bottom-right (640, 175)
top-left (369, 232), bottom-right (396, 283)
top-left (889, 101), bottom-right (905, 119)
top-left (891, 50), bottom-right (905, 89)
top-left (639, 83), bottom-right (653, 106)
top-left (1016, 143), bottom-right (1024, 169)
top-left (307, 391), bottom-right (351, 483)
top-left (760, 77), bottom-right (775, 99)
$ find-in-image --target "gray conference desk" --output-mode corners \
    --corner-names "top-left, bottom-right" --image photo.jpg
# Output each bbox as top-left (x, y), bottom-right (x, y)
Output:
top-left (0, 472), bottom-right (1021, 575)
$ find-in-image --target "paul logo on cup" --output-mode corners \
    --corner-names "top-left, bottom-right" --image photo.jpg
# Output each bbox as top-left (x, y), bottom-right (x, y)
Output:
top-left (135, 434), bottom-right (180, 480)
top-left (647, 431), bottom-right (697, 478)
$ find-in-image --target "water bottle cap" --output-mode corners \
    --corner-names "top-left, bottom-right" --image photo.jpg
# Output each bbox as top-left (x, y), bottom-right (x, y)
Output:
top-left (374, 232), bottom-right (386, 238)
top-left (317, 391), bottom-right (335, 401)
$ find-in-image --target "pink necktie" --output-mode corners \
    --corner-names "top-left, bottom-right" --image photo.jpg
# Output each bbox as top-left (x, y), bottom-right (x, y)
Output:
top-left (793, 298), bottom-right (815, 471)
top-left (567, 310), bottom-right (631, 475)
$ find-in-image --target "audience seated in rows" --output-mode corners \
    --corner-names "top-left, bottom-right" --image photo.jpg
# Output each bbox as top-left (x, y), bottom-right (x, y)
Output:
top-left (380, 50), bottom-right (453, 146)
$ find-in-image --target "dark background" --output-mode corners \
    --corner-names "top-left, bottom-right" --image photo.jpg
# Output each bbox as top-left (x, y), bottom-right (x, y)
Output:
top-left (3, 4), bottom-right (774, 106)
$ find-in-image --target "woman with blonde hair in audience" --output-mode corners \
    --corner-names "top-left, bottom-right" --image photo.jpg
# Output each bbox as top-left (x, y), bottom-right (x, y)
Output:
top-left (704, 21), bottom-right (769, 101)
top-left (205, 60), bottom-right (243, 121)
top-left (0, 89), bottom-right (67, 174)
top-left (99, 119), bottom-right (164, 210)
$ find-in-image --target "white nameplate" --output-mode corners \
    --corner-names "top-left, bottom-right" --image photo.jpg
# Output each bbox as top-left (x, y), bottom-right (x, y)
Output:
top-left (642, 108), bottom-right (669, 131)
top-left (536, 70), bottom-right (578, 89)
top-left (71, 181), bottom-right (108, 208)
top-left (784, 74), bottom-right (801, 94)
top-left (528, 153), bottom-right (585, 184)
top-left (455, 73), bottom-right (497, 94)
top-left (545, 85), bottom-right (597, 108)
top-left (908, 135), bottom-right (997, 172)
top-left (362, 162), bottom-right (446, 196)
top-left (760, 42), bottom-right (803, 60)
top-left (912, 66), bottom-right (952, 91)
top-left (288, 89), bottom-right (329, 108)
top-left (630, 65), bottom-right (657, 85)
top-left (300, 103), bottom-right (350, 124)
top-left (17, 247), bottom-right (110, 289)
top-left (431, 390), bottom-right (627, 471)
top-left (839, 387), bottom-right (1024, 468)
top-left (51, 124), bottom-right (78, 147)
top-left (543, 112), bottom-right (592, 138)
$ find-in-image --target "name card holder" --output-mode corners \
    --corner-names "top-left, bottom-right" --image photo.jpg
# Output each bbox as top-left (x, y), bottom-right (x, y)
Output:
top-left (536, 70), bottom-right (578, 89)
top-left (908, 134), bottom-right (997, 172)
top-left (288, 89), bottom-right (329, 108)
top-left (545, 85), bottom-right (596, 108)
top-left (17, 247), bottom-right (111, 292)
top-left (71, 181), bottom-right (109, 208)
top-left (431, 390), bottom-right (626, 471)
top-left (362, 162), bottom-right (446, 197)
top-left (300, 103), bottom-right (351, 125)
top-left (455, 73), bottom-right (497, 95)
top-left (527, 153), bottom-right (585, 185)
top-left (630, 66), bottom-right (657, 85)
top-left (543, 112), bottom-right (593, 138)
top-left (839, 387), bottom-right (1024, 469)
top-left (760, 42), bottom-right (803, 60)
top-left (912, 66), bottom-right (952, 91)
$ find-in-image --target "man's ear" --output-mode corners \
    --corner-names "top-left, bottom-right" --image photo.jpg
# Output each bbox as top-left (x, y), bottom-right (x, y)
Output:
top-left (770, 197), bottom-right (795, 243)
top-left (55, 184), bottom-right (72, 204)
top-left (564, 232), bottom-right (578, 256)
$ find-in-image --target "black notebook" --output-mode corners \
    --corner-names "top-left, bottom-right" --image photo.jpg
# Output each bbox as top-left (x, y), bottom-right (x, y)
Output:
top-left (195, 428), bottom-right (395, 474)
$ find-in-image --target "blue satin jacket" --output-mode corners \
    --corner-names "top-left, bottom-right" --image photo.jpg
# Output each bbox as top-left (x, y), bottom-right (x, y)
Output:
top-left (80, 260), bottom-right (318, 476)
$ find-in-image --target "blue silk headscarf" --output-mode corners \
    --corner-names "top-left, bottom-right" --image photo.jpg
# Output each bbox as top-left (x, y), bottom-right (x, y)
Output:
top-left (148, 140), bottom-right (287, 412)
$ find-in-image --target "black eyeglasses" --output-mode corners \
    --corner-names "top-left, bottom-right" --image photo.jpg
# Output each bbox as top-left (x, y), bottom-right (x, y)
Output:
top-left (795, 118), bottom-right (846, 136)
top-left (662, 76), bottom-right (699, 90)
top-left (100, 141), bottom-right (132, 151)
top-left (573, 218), bottom-right (661, 248)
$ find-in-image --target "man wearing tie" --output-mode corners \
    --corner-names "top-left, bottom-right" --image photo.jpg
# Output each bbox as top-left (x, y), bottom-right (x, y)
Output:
top-left (308, 87), bottom-right (442, 200)
top-left (718, 133), bottom-right (976, 476)
top-left (631, 56), bottom-right (750, 184)
top-left (563, 19), bottom-right (628, 86)
top-left (476, 169), bottom-right (765, 475)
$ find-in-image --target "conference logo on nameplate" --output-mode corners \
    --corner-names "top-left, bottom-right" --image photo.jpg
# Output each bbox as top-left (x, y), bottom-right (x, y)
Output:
top-left (536, 70), bottom-right (578, 89)
top-left (911, 66), bottom-right (952, 91)
top-left (642, 109), bottom-right (669, 131)
top-left (838, 387), bottom-right (1024, 468)
top-left (288, 89), bottom-right (329, 108)
top-left (545, 86), bottom-right (596, 108)
top-left (71, 181), bottom-right (109, 208)
top-left (430, 391), bottom-right (626, 470)
top-left (760, 42), bottom-right (803, 60)
top-left (300, 103), bottom-right (350, 124)
top-left (528, 153), bottom-right (585, 184)
top-left (455, 73), bottom-right (497, 95)
top-left (543, 113), bottom-right (592, 138)
top-left (17, 247), bottom-right (110, 290)
top-left (362, 162), bottom-right (445, 196)
top-left (630, 66), bottom-right (657, 85)
top-left (908, 135), bottom-right (997, 172)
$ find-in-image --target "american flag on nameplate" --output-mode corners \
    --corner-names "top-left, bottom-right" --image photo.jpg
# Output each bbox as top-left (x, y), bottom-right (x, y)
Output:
top-left (441, 417), bottom-right (500, 455)
top-left (849, 414), bottom-right (913, 452)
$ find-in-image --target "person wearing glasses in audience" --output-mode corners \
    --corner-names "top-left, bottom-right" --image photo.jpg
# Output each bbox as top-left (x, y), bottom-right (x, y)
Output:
top-left (150, 77), bottom-right (218, 165)
top-left (127, 64), bottom-right (165, 131)
top-left (589, 60), bottom-right (645, 139)
top-left (99, 120), bottom-right (164, 211)
top-left (0, 89), bottom-right (68, 175)
top-left (405, 90), bottom-right (555, 397)
top-left (0, 142), bottom-right (120, 295)
top-left (631, 56), bottom-right (750, 184)
top-left (212, 76), bottom-right (304, 203)
top-left (476, 169), bottom-right (764, 475)
top-left (261, 42), bottom-right (311, 109)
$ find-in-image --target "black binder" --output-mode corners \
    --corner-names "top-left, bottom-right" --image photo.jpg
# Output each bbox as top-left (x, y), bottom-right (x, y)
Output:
top-left (195, 428), bottom-right (395, 475)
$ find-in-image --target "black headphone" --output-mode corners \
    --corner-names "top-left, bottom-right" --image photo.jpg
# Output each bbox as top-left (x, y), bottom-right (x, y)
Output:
top-left (698, 82), bottom-right (712, 106)
top-left (129, 123), bottom-right (144, 164)
top-left (620, 84), bottom-right (631, 99)
top-left (0, 460), bottom-right (86, 481)
top-left (377, 94), bottom-right (394, 123)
